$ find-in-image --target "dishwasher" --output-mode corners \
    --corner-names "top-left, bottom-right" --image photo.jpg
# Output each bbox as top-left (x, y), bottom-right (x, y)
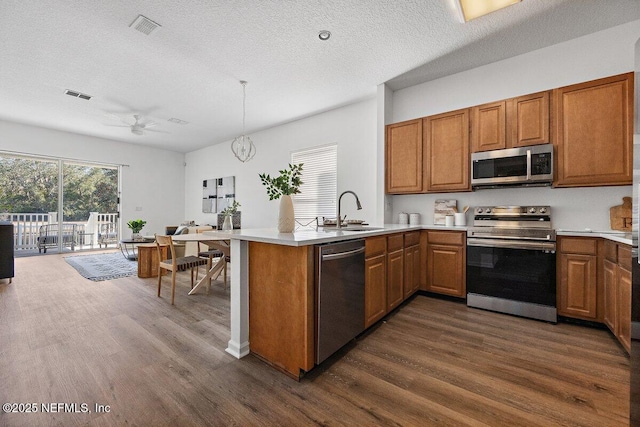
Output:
top-left (316, 239), bottom-right (366, 364)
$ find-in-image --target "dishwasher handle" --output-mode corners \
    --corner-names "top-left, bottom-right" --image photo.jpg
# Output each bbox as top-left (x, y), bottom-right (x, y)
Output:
top-left (321, 246), bottom-right (365, 261)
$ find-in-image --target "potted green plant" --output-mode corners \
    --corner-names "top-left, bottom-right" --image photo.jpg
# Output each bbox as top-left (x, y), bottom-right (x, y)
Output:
top-left (220, 200), bottom-right (240, 231)
top-left (259, 163), bottom-right (303, 232)
top-left (127, 219), bottom-right (147, 240)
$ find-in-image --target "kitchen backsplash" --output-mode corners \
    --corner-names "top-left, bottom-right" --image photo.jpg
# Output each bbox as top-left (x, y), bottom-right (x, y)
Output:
top-left (391, 185), bottom-right (632, 231)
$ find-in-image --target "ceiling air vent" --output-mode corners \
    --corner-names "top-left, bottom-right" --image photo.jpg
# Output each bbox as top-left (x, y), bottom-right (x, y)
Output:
top-left (130, 15), bottom-right (161, 35)
top-left (65, 89), bottom-right (92, 100)
top-left (168, 118), bottom-right (189, 125)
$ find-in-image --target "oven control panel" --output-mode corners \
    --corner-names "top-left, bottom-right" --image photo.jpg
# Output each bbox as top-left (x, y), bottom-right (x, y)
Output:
top-left (474, 206), bottom-right (551, 216)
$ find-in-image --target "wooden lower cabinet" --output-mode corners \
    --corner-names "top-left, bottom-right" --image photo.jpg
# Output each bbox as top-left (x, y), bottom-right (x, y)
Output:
top-left (618, 266), bottom-right (631, 353)
top-left (386, 234), bottom-right (405, 312)
top-left (559, 237), bottom-right (631, 354)
top-left (248, 242), bottom-right (315, 379)
top-left (603, 240), bottom-right (632, 354)
top-left (404, 244), bottom-right (420, 298)
top-left (603, 258), bottom-right (617, 331)
top-left (387, 248), bottom-right (404, 311)
top-left (364, 232), bottom-right (421, 328)
top-left (425, 231), bottom-right (466, 298)
top-left (557, 237), bottom-right (599, 321)
top-left (558, 252), bottom-right (598, 319)
top-left (365, 254), bottom-right (387, 328)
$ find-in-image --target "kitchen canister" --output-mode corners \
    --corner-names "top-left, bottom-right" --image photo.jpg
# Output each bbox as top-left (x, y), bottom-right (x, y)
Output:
top-left (454, 212), bottom-right (466, 226)
top-left (398, 212), bottom-right (409, 224)
top-left (409, 213), bottom-right (421, 225)
top-left (445, 215), bottom-right (454, 227)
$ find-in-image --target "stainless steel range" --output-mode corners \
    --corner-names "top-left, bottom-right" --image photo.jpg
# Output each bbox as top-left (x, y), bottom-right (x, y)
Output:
top-left (466, 206), bottom-right (557, 322)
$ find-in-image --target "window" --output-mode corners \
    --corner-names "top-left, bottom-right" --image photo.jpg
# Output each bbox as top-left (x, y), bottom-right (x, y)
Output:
top-left (291, 145), bottom-right (337, 223)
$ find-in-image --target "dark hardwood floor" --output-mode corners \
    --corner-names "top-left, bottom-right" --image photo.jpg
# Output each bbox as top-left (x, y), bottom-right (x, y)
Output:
top-left (0, 252), bottom-right (629, 426)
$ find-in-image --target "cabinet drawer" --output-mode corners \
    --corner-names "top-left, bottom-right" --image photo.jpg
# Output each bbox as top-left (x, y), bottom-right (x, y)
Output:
top-left (603, 240), bottom-right (617, 263)
top-left (559, 237), bottom-right (597, 255)
top-left (618, 244), bottom-right (631, 270)
top-left (427, 231), bottom-right (464, 246)
top-left (404, 231), bottom-right (420, 247)
top-left (365, 236), bottom-right (387, 258)
top-left (387, 234), bottom-right (404, 252)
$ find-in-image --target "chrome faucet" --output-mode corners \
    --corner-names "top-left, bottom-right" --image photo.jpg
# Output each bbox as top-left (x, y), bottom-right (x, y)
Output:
top-left (336, 191), bottom-right (362, 229)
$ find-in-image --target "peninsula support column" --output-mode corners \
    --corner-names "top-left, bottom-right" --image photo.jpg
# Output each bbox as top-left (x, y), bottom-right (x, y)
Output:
top-left (226, 239), bottom-right (250, 358)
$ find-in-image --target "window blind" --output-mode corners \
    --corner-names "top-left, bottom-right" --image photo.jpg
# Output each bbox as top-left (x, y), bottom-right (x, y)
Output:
top-left (291, 145), bottom-right (337, 222)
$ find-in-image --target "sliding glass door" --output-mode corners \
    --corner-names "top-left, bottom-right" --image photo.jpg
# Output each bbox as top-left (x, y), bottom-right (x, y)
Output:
top-left (0, 154), bottom-right (60, 253)
top-left (0, 153), bottom-right (120, 255)
top-left (63, 162), bottom-right (119, 252)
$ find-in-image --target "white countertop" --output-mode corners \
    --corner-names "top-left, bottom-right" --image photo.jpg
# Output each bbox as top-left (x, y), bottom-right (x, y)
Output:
top-left (557, 229), bottom-right (632, 246)
top-left (208, 225), bottom-right (634, 247)
top-left (207, 224), bottom-right (467, 246)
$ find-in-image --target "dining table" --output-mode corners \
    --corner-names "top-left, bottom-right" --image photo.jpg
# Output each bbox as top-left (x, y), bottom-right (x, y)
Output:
top-left (171, 231), bottom-right (230, 295)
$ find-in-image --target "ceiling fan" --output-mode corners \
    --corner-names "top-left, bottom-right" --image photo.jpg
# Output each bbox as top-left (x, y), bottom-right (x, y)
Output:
top-left (105, 113), bottom-right (166, 135)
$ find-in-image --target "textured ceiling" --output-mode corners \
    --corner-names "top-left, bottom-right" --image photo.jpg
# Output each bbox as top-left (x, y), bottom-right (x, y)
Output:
top-left (0, 0), bottom-right (638, 153)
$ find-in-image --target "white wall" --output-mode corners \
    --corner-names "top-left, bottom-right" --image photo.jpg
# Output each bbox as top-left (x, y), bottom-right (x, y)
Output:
top-left (389, 20), bottom-right (640, 231)
top-left (184, 98), bottom-right (377, 228)
top-left (0, 119), bottom-right (185, 236)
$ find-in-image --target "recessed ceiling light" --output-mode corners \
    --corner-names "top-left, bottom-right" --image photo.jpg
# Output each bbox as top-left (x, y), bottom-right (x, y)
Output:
top-left (318, 30), bottom-right (331, 41)
top-left (455, 0), bottom-right (521, 22)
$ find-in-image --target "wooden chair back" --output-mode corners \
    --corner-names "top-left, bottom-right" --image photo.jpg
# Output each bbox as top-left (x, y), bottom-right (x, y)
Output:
top-left (155, 234), bottom-right (175, 268)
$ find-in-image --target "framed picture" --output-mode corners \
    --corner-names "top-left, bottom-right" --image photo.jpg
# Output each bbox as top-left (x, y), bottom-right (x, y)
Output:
top-left (434, 199), bottom-right (457, 225)
top-left (202, 176), bottom-right (235, 214)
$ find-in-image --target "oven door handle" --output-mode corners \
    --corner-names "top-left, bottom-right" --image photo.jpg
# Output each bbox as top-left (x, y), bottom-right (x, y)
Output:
top-left (467, 238), bottom-right (556, 251)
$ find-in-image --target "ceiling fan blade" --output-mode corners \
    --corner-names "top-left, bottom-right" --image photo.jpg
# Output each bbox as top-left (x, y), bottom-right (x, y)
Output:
top-left (144, 128), bottom-right (170, 134)
top-left (141, 121), bottom-right (157, 128)
top-left (104, 112), bottom-right (134, 125)
top-left (104, 124), bottom-right (131, 128)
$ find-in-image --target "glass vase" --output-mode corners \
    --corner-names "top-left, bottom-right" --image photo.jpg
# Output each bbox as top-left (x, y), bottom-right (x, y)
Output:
top-left (222, 214), bottom-right (233, 231)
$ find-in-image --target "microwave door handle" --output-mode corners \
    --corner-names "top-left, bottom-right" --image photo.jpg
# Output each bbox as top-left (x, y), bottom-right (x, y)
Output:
top-left (526, 149), bottom-right (532, 181)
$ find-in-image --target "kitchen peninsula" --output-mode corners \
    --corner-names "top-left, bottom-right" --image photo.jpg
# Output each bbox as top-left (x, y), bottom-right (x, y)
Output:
top-left (211, 224), bottom-right (434, 378)
top-left (212, 224), bottom-right (632, 379)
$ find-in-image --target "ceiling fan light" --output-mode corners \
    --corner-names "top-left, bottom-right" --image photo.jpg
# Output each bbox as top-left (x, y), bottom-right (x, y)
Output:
top-left (456, 0), bottom-right (521, 22)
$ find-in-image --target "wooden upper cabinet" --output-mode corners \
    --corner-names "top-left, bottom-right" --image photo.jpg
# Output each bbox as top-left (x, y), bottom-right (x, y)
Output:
top-left (471, 101), bottom-right (506, 152)
top-left (471, 92), bottom-right (550, 153)
top-left (507, 91), bottom-right (550, 148)
top-left (385, 119), bottom-right (423, 194)
top-left (423, 109), bottom-right (470, 192)
top-left (554, 73), bottom-right (633, 187)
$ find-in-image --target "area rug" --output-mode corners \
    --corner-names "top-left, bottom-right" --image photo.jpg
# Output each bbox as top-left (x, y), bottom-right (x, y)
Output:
top-left (65, 253), bottom-right (137, 281)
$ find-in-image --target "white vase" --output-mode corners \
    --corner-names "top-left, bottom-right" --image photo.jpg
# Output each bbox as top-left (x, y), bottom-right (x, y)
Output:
top-left (222, 214), bottom-right (233, 231)
top-left (278, 195), bottom-right (295, 233)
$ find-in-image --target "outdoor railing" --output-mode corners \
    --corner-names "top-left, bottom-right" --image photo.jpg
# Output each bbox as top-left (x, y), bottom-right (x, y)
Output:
top-left (0, 212), bottom-right (119, 251)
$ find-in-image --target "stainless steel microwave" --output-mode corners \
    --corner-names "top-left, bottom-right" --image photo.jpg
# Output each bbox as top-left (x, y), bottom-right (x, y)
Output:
top-left (471, 144), bottom-right (553, 189)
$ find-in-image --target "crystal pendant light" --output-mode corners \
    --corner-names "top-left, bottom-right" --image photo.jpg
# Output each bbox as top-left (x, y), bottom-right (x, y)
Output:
top-left (231, 80), bottom-right (256, 163)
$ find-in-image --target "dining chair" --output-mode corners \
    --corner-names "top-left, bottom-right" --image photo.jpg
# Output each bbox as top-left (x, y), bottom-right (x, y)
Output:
top-left (196, 228), bottom-right (229, 290)
top-left (155, 234), bottom-right (208, 305)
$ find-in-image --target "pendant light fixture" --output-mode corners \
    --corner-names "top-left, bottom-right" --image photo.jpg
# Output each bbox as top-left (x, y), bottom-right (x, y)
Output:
top-left (231, 80), bottom-right (256, 163)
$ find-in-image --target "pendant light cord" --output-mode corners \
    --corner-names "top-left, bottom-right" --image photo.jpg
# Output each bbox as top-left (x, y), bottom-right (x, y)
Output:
top-left (241, 80), bottom-right (247, 136)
